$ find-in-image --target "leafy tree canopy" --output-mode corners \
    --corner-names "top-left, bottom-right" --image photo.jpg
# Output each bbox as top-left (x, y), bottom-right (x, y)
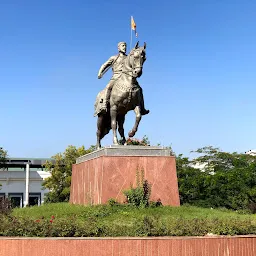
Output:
top-left (43, 145), bottom-right (95, 203)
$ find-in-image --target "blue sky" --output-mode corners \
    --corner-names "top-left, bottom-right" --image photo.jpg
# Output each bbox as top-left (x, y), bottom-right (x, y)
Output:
top-left (1, 0), bottom-right (256, 158)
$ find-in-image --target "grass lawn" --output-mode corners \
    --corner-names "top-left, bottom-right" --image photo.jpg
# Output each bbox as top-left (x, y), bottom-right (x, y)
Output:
top-left (12, 203), bottom-right (254, 221)
top-left (4, 203), bottom-right (255, 237)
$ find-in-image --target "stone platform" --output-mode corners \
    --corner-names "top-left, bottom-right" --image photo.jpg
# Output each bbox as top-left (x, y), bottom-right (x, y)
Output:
top-left (70, 146), bottom-right (180, 206)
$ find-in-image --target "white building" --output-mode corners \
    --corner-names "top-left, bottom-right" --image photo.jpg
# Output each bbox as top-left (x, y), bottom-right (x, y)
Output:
top-left (0, 158), bottom-right (54, 208)
top-left (245, 150), bottom-right (256, 156)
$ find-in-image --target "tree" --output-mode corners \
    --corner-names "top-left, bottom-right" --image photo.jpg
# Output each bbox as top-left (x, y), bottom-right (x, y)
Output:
top-left (42, 145), bottom-right (95, 203)
top-left (177, 146), bottom-right (256, 210)
top-left (0, 147), bottom-right (8, 190)
top-left (0, 147), bottom-right (7, 169)
top-left (176, 154), bottom-right (208, 205)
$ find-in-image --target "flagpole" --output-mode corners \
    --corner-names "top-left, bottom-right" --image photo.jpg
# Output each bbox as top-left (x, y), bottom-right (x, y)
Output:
top-left (130, 16), bottom-right (133, 51)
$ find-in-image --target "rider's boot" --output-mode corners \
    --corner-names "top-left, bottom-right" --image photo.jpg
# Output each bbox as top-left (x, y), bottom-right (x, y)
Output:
top-left (140, 93), bottom-right (150, 115)
top-left (101, 87), bottom-right (111, 113)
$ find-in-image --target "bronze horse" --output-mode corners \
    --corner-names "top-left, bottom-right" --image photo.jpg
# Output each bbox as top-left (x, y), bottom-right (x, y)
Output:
top-left (94, 42), bottom-right (147, 149)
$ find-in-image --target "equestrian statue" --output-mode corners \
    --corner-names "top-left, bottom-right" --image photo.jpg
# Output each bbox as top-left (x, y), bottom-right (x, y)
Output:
top-left (94, 41), bottom-right (149, 149)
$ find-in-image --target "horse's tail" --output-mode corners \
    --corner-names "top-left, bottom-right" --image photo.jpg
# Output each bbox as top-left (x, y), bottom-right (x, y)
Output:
top-left (98, 111), bottom-right (111, 139)
top-left (94, 89), bottom-right (106, 117)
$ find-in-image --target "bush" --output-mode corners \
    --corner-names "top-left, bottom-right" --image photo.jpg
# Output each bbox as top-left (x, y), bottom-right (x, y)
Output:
top-left (123, 169), bottom-right (152, 208)
top-left (1, 213), bottom-right (255, 237)
top-left (126, 135), bottom-right (150, 146)
top-left (107, 198), bottom-right (119, 207)
top-left (7, 203), bottom-right (256, 237)
top-left (149, 199), bottom-right (163, 208)
top-left (0, 197), bottom-right (12, 215)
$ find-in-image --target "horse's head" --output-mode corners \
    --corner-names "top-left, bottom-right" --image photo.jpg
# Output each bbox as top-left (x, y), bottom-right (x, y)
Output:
top-left (128, 41), bottom-right (147, 78)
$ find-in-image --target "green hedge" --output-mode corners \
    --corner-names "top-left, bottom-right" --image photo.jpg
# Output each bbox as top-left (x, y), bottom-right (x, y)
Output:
top-left (1, 215), bottom-right (255, 237)
top-left (3, 204), bottom-right (256, 237)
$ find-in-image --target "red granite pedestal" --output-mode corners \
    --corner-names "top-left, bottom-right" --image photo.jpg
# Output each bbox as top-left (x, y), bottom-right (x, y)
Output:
top-left (70, 146), bottom-right (180, 206)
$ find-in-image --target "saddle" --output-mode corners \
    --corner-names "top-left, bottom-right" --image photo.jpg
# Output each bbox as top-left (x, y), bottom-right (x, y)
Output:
top-left (114, 81), bottom-right (140, 93)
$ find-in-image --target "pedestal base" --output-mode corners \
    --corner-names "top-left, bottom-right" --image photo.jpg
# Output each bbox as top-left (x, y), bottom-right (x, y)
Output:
top-left (70, 146), bottom-right (180, 206)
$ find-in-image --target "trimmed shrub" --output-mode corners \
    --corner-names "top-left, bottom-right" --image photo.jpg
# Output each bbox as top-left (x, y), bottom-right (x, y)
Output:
top-left (0, 214), bottom-right (255, 237)
top-left (0, 197), bottom-right (12, 215)
top-left (123, 169), bottom-right (152, 208)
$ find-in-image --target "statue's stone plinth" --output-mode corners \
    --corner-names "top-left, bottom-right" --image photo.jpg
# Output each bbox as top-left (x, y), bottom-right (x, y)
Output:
top-left (70, 146), bottom-right (180, 206)
top-left (76, 145), bottom-right (172, 163)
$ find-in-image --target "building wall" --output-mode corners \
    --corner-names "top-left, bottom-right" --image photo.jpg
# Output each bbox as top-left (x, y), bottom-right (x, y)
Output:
top-left (0, 170), bottom-right (50, 206)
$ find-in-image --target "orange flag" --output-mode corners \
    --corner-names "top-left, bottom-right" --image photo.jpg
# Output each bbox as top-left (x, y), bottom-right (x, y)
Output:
top-left (131, 16), bottom-right (138, 37)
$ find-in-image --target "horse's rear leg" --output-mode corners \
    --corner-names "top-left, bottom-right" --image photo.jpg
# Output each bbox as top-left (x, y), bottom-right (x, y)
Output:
top-left (117, 114), bottom-right (126, 145)
top-left (96, 114), bottom-right (104, 149)
top-left (128, 106), bottom-right (141, 137)
top-left (110, 105), bottom-right (119, 145)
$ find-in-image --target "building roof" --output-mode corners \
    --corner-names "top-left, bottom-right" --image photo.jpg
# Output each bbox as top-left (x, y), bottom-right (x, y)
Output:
top-left (2, 157), bottom-right (56, 169)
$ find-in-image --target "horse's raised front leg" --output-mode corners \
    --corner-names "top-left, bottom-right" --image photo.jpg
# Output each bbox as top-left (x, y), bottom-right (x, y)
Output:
top-left (117, 114), bottom-right (126, 145)
top-left (128, 106), bottom-right (141, 137)
top-left (110, 105), bottom-right (119, 145)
